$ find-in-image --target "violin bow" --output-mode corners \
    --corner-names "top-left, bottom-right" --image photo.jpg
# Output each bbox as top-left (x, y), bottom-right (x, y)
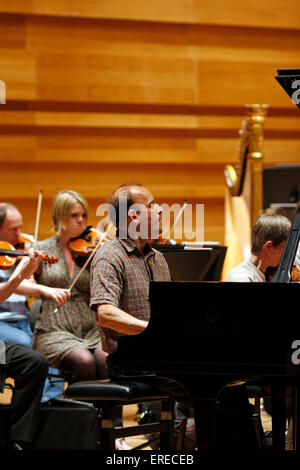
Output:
top-left (33, 189), bottom-right (43, 243)
top-left (160, 200), bottom-right (188, 244)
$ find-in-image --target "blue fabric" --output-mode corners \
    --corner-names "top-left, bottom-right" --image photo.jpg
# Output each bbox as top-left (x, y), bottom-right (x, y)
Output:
top-left (41, 366), bottom-right (65, 403)
top-left (0, 320), bottom-right (33, 348)
top-left (0, 268), bottom-right (29, 321)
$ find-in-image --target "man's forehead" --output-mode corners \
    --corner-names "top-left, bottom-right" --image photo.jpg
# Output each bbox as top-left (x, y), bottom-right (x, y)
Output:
top-left (5, 208), bottom-right (22, 223)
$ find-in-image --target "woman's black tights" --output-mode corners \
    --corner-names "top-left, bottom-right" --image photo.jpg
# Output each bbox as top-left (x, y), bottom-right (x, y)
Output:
top-left (60, 345), bottom-right (108, 383)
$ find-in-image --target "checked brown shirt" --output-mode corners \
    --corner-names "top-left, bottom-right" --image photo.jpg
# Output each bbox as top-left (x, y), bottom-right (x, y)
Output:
top-left (90, 238), bottom-right (171, 354)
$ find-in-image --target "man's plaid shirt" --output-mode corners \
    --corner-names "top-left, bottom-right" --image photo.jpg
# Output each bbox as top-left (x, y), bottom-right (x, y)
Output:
top-left (90, 238), bottom-right (171, 354)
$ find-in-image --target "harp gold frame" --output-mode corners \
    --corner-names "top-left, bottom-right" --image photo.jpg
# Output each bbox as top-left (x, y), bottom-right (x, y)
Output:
top-left (224, 103), bottom-right (269, 227)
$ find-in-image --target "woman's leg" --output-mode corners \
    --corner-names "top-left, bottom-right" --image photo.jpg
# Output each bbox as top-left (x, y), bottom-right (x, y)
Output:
top-left (60, 348), bottom-right (98, 382)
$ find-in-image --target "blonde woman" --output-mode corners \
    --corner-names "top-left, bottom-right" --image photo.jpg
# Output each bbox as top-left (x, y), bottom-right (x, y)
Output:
top-left (32, 190), bottom-right (108, 382)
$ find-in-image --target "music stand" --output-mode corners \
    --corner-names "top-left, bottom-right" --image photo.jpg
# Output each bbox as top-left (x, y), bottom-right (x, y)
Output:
top-left (263, 165), bottom-right (300, 210)
top-left (152, 244), bottom-right (227, 281)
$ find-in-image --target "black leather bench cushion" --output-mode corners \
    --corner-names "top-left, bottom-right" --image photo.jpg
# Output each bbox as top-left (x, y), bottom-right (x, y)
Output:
top-left (64, 378), bottom-right (173, 403)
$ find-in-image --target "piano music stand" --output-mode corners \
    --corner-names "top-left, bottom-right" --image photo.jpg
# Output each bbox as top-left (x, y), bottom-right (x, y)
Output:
top-left (152, 244), bottom-right (227, 281)
top-left (263, 166), bottom-right (300, 212)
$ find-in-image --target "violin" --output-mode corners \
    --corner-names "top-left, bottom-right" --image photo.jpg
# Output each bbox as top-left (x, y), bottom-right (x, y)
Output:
top-left (14, 233), bottom-right (34, 250)
top-left (68, 226), bottom-right (101, 258)
top-left (0, 241), bottom-right (58, 270)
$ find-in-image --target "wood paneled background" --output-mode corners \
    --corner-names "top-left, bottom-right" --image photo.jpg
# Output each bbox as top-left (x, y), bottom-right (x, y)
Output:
top-left (0, 1), bottom-right (300, 242)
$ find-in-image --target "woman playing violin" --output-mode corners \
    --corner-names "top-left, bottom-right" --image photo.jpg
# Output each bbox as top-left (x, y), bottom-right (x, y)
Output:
top-left (32, 190), bottom-right (108, 382)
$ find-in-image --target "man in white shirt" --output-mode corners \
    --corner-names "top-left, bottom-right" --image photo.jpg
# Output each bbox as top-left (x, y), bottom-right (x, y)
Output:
top-left (226, 213), bottom-right (291, 282)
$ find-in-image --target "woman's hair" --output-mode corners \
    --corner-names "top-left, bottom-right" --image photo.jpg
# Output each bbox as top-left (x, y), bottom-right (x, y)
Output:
top-left (51, 190), bottom-right (89, 236)
top-left (251, 213), bottom-right (291, 253)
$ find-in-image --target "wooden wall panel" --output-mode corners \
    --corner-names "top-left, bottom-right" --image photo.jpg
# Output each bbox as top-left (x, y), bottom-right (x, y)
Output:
top-left (0, 162), bottom-right (225, 200)
top-left (0, 0), bottom-right (300, 29)
top-left (0, 4), bottom-right (299, 246)
top-left (1, 15), bottom-right (300, 106)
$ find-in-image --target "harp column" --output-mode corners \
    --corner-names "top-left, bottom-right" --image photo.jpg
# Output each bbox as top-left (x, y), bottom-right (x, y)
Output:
top-left (246, 103), bottom-right (269, 226)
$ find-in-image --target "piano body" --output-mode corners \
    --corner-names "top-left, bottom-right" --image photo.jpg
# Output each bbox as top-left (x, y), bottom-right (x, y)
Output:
top-left (113, 279), bottom-right (300, 449)
top-left (110, 70), bottom-right (300, 451)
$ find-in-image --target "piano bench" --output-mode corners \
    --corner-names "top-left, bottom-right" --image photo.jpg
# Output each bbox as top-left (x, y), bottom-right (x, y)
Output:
top-left (64, 378), bottom-right (176, 451)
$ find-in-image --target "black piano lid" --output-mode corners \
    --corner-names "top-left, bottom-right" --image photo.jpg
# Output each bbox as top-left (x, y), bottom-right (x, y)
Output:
top-left (275, 68), bottom-right (300, 110)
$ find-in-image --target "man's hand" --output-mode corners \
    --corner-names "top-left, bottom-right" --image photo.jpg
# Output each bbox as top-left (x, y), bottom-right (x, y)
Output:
top-left (14, 249), bottom-right (44, 280)
top-left (0, 249), bottom-right (45, 304)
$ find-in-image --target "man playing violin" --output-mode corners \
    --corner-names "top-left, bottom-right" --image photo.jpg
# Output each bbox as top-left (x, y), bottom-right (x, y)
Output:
top-left (0, 202), bottom-right (70, 401)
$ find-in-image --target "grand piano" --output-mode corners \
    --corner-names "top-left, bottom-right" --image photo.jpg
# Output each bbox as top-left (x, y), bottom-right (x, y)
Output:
top-left (110, 71), bottom-right (300, 451)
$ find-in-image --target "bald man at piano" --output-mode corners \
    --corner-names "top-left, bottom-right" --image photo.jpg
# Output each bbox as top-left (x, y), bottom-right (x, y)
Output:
top-left (90, 183), bottom-right (171, 357)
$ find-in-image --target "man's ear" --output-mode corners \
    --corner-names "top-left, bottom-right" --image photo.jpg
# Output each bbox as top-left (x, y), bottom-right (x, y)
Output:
top-left (263, 240), bottom-right (273, 250)
top-left (128, 208), bottom-right (139, 225)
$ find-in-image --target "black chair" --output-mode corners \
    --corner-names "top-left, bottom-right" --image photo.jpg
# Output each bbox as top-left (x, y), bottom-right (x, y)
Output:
top-left (64, 378), bottom-right (177, 450)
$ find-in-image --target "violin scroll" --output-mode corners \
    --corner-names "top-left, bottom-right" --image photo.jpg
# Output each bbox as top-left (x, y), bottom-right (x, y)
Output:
top-left (41, 255), bottom-right (59, 266)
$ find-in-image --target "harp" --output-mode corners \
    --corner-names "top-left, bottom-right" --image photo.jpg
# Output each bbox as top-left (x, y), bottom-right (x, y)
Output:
top-left (222, 104), bottom-right (269, 279)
